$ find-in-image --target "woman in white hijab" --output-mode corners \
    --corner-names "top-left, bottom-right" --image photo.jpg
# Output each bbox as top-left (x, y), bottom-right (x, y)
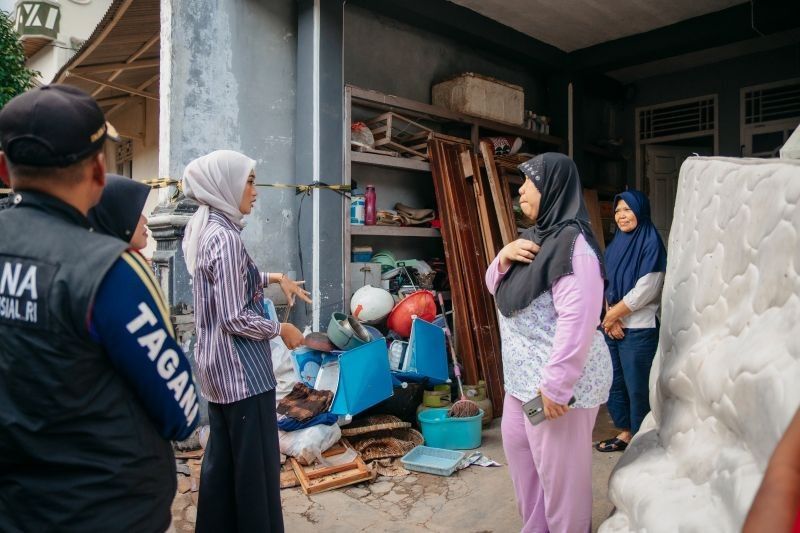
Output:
top-left (182, 150), bottom-right (309, 533)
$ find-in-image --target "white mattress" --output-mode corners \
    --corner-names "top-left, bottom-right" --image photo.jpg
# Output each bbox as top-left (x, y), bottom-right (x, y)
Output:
top-left (600, 157), bottom-right (800, 532)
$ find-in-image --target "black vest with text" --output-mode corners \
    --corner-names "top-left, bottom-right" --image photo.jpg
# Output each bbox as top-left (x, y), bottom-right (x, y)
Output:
top-left (0, 191), bottom-right (175, 532)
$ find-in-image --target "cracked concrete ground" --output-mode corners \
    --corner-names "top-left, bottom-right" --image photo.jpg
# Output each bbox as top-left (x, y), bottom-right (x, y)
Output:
top-left (282, 407), bottom-right (618, 533)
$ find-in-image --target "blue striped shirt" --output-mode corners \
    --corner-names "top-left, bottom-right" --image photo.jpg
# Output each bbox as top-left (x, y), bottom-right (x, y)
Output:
top-left (192, 210), bottom-right (278, 404)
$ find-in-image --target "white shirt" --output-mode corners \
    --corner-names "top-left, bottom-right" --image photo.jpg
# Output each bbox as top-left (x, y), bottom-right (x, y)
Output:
top-left (620, 271), bottom-right (664, 329)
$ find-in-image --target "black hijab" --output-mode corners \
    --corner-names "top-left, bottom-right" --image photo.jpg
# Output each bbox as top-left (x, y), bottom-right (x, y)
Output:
top-left (495, 153), bottom-right (605, 317)
top-left (88, 174), bottom-right (150, 243)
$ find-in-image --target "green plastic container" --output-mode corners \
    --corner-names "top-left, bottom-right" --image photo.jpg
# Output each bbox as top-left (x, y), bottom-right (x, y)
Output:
top-left (417, 407), bottom-right (483, 450)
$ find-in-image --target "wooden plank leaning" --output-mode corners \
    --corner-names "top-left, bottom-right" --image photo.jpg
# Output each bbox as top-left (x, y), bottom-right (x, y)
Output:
top-left (428, 136), bottom-right (480, 387)
top-left (479, 141), bottom-right (517, 247)
top-left (429, 135), bottom-right (505, 415)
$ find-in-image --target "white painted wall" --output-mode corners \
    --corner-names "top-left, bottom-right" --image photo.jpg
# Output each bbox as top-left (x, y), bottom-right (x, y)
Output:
top-left (13, 0), bottom-right (112, 82)
top-left (107, 96), bottom-right (161, 258)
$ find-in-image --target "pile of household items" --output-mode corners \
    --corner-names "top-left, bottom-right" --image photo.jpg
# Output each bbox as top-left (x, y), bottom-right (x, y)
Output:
top-left (263, 289), bottom-right (498, 493)
top-left (270, 71), bottom-right (611, 494)
top-left (347, 81), bottom-right (583, 424)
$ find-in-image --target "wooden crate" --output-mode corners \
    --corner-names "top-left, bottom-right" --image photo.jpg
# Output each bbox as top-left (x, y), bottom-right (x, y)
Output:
top-left (365, 112), bottom-right (433, 160)
top-left (290, 440), bottom-right (374, 495)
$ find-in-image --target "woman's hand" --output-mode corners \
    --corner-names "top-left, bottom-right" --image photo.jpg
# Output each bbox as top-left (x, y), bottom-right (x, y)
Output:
top-left (498, 239), bottom-right (541, 271)
top-left (603, 301), bottom-right (632, 330)
top-left (279, 323), bottom-right (305, 349)
top-left (604, 320), bottom-right (625, 340)
top-left (540, 390), bottom-right (569, 421)
top-left (278, 275), bottom-right (312, 306)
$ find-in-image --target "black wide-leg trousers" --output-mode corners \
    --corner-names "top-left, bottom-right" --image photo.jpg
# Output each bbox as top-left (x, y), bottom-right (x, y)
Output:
top-left (196, 389), bottom-right (284, 533)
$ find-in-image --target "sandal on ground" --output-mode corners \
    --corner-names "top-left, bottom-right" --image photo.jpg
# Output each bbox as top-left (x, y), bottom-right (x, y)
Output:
top-left (595, 437), bottom-right (628, 452)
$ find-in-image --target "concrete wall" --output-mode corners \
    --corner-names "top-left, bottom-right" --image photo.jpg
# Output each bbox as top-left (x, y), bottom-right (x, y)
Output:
top-left (162, 0), bottom-right (298, 295)
top-left (620, 43), bottom-right (800, 185)
top-left (343, 5), bottom-right (549, 115)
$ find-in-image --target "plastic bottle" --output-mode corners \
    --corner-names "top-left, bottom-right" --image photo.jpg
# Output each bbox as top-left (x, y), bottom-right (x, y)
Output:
top-left (350, 190), bottom-right (365, 225)
top-left (365, 185), bottom-right (377, 226)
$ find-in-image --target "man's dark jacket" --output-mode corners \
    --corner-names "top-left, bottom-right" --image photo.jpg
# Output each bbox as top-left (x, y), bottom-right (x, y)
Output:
top-left (0, 191), bottom-right (176, 532)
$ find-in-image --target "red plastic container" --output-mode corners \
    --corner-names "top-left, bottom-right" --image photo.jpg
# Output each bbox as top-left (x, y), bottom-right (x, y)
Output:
top-left (387, 290), bottom-right (437, 338)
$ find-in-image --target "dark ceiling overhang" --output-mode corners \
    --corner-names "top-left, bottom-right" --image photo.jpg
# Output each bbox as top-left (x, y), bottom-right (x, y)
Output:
top-left (569, 2), bottom-right (800, 75)
top-left (350, 0), bottom-right (800, 84)
top-left (347, 0), bottom-right (568, 72)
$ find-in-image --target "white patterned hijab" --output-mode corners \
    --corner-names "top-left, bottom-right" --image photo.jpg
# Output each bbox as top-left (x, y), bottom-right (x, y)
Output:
top-left (181, 150), bottom-right (256, 276)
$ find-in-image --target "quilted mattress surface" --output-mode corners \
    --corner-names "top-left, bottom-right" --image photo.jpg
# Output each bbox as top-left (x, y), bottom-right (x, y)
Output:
top-left (600, 157), bottom-right (800, 532)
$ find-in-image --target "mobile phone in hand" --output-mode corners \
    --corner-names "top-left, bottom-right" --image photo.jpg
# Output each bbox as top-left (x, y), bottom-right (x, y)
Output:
top-left (522, 394), bottom-right (576, 426)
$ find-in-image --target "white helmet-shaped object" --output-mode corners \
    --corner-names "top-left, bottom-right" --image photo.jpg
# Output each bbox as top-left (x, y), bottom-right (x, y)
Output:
top-left (350, 285), bottom-right (395, 324)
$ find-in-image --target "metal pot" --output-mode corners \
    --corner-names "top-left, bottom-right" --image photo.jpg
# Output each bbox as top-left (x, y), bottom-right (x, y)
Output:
top-left (327, 312), bottom-right (370, 351)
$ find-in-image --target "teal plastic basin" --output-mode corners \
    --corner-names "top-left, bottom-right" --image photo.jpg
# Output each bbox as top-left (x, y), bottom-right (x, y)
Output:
top-left (417, 407), bottom-right (483, 450)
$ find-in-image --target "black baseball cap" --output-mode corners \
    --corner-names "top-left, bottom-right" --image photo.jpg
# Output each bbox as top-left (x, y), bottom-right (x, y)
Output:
top-left (0, 84), bottom-right (119, 167)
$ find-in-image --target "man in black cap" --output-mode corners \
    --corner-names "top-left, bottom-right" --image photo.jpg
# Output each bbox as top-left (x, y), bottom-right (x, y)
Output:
top-left (0, 85), bottom-right (199, 532)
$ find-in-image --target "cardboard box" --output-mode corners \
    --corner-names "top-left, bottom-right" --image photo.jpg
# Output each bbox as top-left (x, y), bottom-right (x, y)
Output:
top-left (350, 262), bottom-right (382, 295)
top-left (433, 72), bottom-right (524, 126)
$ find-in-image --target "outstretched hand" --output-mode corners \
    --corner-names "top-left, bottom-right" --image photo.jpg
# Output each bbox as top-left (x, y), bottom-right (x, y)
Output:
top-left (279, 276), bottom-right (312, 306)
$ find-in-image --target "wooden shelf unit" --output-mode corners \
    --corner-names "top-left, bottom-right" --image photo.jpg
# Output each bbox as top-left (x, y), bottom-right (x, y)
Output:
top-left (349, 85), bottom-right (565, 151)
top-left (343, 85), bottom-right (565, 301)
top-left (350, 150), bottom-right (431, 172)
top-left (350, 225), bottom-right (440, 238)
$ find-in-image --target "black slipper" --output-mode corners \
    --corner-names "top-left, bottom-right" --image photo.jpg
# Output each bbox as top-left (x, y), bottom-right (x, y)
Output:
top-left (595, 437), bottom-right (628, 452)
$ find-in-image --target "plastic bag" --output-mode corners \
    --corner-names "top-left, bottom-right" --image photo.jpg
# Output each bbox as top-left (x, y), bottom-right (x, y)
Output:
top-left (270, 337), bottom-right (296, 402)
top-left (351, 122), bottom-right (375, 149)
top-left (278, 423), bottom-right (341, 466)
top-left (264, 298), bottom-right (297, 402)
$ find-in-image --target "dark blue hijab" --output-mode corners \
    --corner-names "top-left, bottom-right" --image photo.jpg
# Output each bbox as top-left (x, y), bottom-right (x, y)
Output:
top-left (88, 174), bottom-right (150, 243)
top-left (604, 190), bottom-right (667, 304)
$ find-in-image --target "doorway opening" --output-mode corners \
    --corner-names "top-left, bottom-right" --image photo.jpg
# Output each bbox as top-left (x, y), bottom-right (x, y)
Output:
top-left (635, 96), bottom-right (719, 243)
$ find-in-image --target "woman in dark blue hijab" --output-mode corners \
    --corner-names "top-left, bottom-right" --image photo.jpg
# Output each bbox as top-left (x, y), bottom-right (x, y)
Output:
top-left (88, 174), bottom-right (150, 250)
top-left (595, 190), bottom-right (667, 452)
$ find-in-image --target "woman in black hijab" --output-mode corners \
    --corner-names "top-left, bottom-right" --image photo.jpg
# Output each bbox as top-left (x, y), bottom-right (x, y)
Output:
top-left (485, 153), bottom-right (612, 532)
top-left (88, 174), bottom-right (151, 250)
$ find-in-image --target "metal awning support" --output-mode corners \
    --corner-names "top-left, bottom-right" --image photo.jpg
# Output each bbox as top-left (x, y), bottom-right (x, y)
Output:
top-left (66, 71), bottom-right (159, 100)
top-left (105, 74), bottom-right (160, 118)
top-left (91, 31), bottom-right (160, 97)
top-left (53, 0), bottom-right (160, 118)
top-left (62, 0), bottom-right (134, 76)
top-left (72, 58), bottom-right (159, 75)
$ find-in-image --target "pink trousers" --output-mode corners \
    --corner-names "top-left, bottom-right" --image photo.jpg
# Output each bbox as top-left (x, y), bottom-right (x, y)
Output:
top-left (502, 394), bottom-right (599, 533)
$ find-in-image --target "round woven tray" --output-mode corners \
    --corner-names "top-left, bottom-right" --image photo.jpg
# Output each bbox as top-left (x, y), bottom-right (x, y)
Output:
top-left (372, 458), bottom-right (410, 477)
top-left (351, 428), bottom-right (424, 461)
top-left (341, 415), bottom-right (411, 437)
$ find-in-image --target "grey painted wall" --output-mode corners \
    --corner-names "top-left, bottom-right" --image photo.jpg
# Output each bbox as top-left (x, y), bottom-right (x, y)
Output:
top-left (164, 0), bottom-right (298, 280)
top-left (620, 43), bottom-right (800, 184)
top-left (343, 5), bottom-right (549, 115)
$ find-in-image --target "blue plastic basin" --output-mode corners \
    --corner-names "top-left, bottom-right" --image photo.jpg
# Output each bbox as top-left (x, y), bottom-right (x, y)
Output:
top-left (417, 407), bottom-right (483, 450)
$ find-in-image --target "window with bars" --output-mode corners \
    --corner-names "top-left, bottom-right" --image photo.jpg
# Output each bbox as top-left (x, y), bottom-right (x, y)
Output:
top-left (639, 97), bottom-right (715, 141)
top-left (116, 139), bottom-right (133, 177)
top-left (741, 79), bottom-right (800, 158)
top-left (744, 80), bottom-right (800, 125)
